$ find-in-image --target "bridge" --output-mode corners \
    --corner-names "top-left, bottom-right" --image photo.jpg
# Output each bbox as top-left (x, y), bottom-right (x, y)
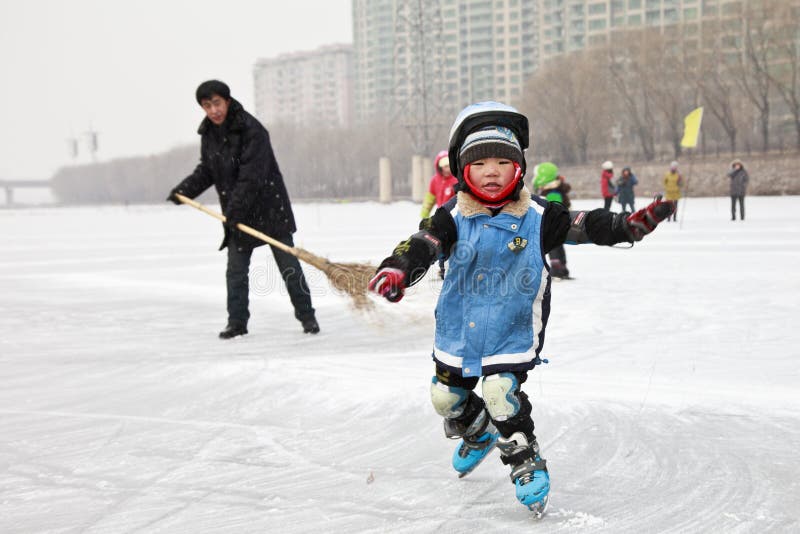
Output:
top-left (0, 180), bottom-right (52, 205)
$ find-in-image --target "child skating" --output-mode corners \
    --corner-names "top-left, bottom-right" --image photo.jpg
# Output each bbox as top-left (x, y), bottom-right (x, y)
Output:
top-left (533, 161), bottom-right (572, 279)
top-left (368, 102), bottom-right (674, 516)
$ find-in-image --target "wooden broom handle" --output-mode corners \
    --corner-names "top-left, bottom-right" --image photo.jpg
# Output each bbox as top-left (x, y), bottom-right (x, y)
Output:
top-left (174, 193), bottom-right (296, 256)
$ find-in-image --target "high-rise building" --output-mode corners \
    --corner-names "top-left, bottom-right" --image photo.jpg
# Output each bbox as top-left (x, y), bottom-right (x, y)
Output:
top-left (443, 0), bottom-right (538, 105)
top-left (352, 0), bottom-right (540, 128)
top-left (253, 44), bottom-right (354, 128)
top-left (538, 0), bottom-right (750, 63)
top-left (352, 0), bottom-right (399, 124)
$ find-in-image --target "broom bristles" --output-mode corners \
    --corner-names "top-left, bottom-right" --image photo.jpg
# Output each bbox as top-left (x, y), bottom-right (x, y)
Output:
top-left (294, 247), bottom-right (376, 310)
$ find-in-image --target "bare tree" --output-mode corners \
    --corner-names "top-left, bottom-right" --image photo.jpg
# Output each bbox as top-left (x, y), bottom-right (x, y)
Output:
top-left (607, 35), bottom-right (657, 161)
top-left (728, 1), bottom-right (775, 151)
top-left (697, 39), bottom-right (740, 154)
top-left (641, 31), bottom-right (695, 159)
top-left (765, 1), bottom-right (800, 148)
top-left (392, 0), bottom-right (451, 156)
top-left (520, 49), bottom-right (609, 164)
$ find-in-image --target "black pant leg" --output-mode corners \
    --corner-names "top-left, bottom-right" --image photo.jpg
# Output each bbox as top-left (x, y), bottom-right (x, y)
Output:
top-left (603, 197), bottom-right (613, 210)
top-left (739, 196), bottom-right (745, 220)
top-left (548, 244), bottom-right (569, 277)
top-left (226, 244), bottom-right (253, 326)
top-left (269, 234), bottom-right (315, 321)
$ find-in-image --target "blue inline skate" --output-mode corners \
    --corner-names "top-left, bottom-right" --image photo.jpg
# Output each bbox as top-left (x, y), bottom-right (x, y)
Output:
top-left (451, 426), bottom-right (499, 478)
top-left (497, 432), bottom-right (550, 518)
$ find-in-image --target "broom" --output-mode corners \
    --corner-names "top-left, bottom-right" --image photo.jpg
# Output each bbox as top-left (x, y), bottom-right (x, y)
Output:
top-left (174, 194), bottom-right (376, 310)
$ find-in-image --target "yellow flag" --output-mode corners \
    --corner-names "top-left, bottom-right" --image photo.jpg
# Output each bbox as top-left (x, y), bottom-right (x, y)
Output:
top-left (680, 107), bottom-right (703, 148)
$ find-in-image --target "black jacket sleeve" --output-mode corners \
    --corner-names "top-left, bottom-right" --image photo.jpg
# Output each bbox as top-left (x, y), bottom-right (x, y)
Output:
top-left (173, 138), bottom-right (214, 199)
top-left (541, 201), bottom-right (634, 250)
top-left (376, 199), bottom-right (458, 286)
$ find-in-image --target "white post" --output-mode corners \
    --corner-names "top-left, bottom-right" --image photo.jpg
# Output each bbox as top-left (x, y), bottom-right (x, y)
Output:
top-left (421, 157), bottom-right (433, 198)
top-left (379, 157), bottom-right (392, 203)
top-left (411, 155), bottom-right (423, 202)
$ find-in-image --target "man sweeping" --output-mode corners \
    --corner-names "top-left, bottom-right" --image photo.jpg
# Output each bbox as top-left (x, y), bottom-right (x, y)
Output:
top-left (168, 80), bottom-right (319, 338)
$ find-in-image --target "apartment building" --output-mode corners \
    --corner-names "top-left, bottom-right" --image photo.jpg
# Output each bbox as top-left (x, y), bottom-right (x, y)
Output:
top-left (538, 0), bottom-right (751, 62)
top-left (352, 0), bottom-right (540, 124)
top-left (253, 44), bottom-right (354, 128)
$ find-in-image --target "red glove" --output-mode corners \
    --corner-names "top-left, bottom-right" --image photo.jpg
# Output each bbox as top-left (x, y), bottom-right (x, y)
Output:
top-left (625, 199), bottom-right (675, 241)
top-left (368, 267), bottom-right (406, 302)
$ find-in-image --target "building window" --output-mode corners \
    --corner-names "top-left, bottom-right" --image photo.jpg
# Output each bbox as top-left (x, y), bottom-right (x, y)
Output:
top-left (588, 3), bottom-right (607, 15)
top-left (589, 19), bottom-right (607, 30)
top-left (722, 2), bottom-right (743, 15)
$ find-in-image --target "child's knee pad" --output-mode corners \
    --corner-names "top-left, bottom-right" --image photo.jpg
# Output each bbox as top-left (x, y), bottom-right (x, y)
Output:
top-left (430, 376), bottom-right (468, 418)
top-left (482, 372), bottom-right (521, 422)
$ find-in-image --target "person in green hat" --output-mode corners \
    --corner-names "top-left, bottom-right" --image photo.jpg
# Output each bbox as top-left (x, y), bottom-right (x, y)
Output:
top-left (533, 162), bottom-right (572, 279)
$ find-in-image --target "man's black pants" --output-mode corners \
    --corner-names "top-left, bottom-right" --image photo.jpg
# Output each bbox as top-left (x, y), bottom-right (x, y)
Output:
top-left (226, 234), bottom-right (315, 327)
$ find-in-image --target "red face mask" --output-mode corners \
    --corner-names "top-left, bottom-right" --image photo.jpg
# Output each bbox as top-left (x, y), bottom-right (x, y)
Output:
top-left (463, 162), bottom-right (522, 207)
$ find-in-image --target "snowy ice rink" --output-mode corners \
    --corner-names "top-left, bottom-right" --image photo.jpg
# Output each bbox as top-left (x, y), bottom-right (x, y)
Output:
top-left (1, 196), bottom-right (799, 533)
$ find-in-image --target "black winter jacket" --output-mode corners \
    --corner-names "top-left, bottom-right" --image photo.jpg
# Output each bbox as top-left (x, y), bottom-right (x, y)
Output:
top-left (173, 99), bottom-right (297, 250)
top-left (378, 192), bottom-right (635, 288)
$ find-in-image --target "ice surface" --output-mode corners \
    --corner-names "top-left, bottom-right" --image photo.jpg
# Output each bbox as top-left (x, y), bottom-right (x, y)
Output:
top-left (1, 196), bottom-right (799, 532)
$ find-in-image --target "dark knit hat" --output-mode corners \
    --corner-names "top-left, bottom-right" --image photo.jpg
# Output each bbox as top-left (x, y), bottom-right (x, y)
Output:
top-left (196, 80), bottom-right (231, 104)
top-left (458, 126), bottom-right (524, 169)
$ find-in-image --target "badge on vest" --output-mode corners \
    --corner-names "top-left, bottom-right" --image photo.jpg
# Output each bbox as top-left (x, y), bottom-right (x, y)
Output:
top-left (507, 237), bottom-right (528, 253)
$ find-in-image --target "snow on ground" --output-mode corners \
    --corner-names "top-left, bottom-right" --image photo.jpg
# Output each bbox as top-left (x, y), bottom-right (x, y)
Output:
top-left (1, 196), bottom-right (799, 533)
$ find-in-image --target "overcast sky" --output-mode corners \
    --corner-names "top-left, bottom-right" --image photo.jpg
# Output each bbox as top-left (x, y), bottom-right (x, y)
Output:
top-left (0, 0), bottom-right (352, 180)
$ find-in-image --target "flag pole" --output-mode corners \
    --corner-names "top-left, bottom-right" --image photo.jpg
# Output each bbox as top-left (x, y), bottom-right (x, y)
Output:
top-left (678, 107), bottom-right (703, 230)
top-left (679, 150), bottom-right (692, 229)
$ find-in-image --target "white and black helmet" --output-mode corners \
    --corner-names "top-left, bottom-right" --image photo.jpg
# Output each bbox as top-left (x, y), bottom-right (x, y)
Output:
top-left (447, 101), bottom-right (530, 185)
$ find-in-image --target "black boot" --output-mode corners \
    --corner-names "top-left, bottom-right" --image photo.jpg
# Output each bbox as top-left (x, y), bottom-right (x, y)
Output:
top-left (219, 323), bottom-right (248, 339)
top-left (301, 316), bottom-right (320, 334)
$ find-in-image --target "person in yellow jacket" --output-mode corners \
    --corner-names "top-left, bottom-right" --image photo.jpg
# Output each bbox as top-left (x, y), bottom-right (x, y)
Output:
top-left (662, 161), bottom-right (683, 222)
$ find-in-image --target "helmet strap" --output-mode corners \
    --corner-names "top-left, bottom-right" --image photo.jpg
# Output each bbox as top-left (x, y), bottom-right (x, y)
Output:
top-left (463, 162), bottom-right (522, 207)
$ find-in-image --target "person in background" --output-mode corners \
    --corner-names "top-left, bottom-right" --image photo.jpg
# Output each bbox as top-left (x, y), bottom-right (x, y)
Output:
top-left (616, 167), bottom-right (638, 213)
top-left (167, 80), bottom-right (319, 339)
top-left (728, 159), bottom-right (749, 221)
top-left (600, 160), bottom-right (616, 210)
top-left (533, 162), bottom-right (572, 279)
top-left (662, 161), bottom-right (683, 222)
top-left (421, 150), bottom-right (459, 278)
